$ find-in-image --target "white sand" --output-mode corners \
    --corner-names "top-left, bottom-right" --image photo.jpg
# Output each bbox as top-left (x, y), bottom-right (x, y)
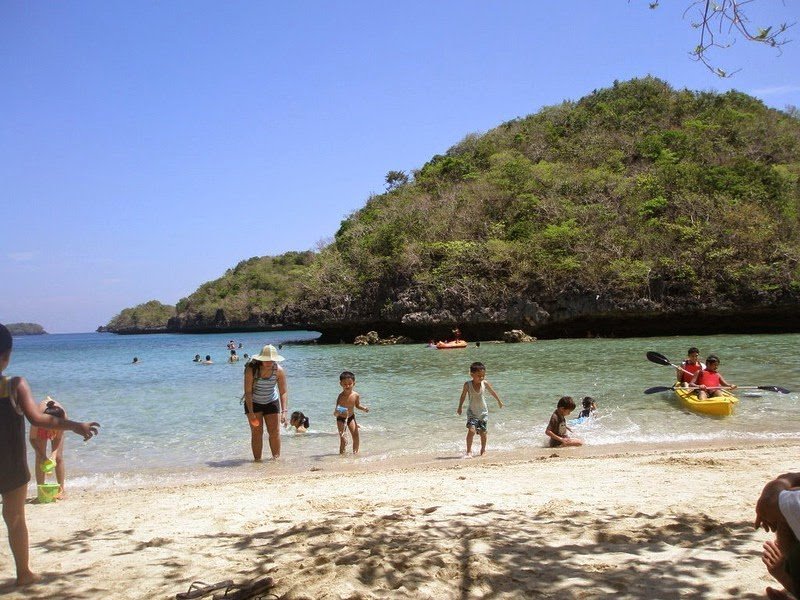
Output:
top-left (0, 442), bottom-right (793, 599)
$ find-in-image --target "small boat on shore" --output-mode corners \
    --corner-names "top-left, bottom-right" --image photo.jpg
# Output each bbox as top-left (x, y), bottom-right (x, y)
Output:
top-left (436, 340), bottom-right (468, 350)
top-left (673, 387), bottom-right (738, 417)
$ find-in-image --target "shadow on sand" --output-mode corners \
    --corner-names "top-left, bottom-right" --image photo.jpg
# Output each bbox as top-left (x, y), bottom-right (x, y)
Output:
top-left (18, 501), bottom-right (766, 599)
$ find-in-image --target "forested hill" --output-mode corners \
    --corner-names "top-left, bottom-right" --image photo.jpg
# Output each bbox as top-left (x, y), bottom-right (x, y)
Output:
top-left (104, 77), bottom-right (800, 340)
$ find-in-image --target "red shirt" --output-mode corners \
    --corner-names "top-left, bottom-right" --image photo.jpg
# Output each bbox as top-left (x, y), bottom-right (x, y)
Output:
top-left (680, 361), bottom-right (702, 384)
top-left (696, 370), bottom-right (721, 388)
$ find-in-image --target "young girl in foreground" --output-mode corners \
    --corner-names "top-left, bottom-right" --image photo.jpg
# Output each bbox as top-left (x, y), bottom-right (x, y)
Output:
top-left (0, 323), bottom-right (100, 586)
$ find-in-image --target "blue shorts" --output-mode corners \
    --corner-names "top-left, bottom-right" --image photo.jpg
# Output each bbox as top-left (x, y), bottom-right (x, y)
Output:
top-left (466, 417), bottom-right (487, 432)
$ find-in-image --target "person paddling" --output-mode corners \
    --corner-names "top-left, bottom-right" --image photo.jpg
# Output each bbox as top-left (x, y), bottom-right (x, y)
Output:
top-left (691, 354), bottom-right (737, 400)
top-left (676, 347), bottom-right (704, 387)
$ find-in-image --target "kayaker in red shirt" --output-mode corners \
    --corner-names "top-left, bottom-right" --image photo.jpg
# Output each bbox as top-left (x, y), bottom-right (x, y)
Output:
top-left (691, 354), bottom-right (737, 400)
top-left (676, 347), bottom-right (704, 387)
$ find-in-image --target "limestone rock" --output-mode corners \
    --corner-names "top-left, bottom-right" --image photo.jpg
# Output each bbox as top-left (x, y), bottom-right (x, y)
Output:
top-left (503, 330), bottom-right (536, 343)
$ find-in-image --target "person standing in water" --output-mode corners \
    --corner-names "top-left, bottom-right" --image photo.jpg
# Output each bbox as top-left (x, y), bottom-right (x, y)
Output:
top-left (456, 362), bottom-right (504, 457)
top-left (243, 344), bottom-right (288, 461)
top-left (334, 371), bottom-right (369, 454)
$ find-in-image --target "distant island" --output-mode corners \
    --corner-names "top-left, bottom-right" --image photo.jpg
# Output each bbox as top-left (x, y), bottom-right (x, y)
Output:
top-left (6, 323), bottom-right (47, 335)
top-left (102, 77), bottom-right (800, 341)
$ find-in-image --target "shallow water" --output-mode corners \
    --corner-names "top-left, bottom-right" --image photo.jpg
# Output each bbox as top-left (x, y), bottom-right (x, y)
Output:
top-left (8, 331), bottom-right (800, 490)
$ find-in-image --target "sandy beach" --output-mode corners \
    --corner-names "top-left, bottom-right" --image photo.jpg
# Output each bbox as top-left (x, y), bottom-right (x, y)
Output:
top-left (0, 441), bottom-right (795, 599)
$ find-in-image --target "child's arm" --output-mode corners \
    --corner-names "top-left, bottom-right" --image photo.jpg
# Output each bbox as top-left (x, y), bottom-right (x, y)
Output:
top-left (545, 428), bottom-right (565, 444)
top-left (718, 374), bottom-right (737, 389)
top-left (50, 431), bottom-right (64, 459)
top-left (690, 370), bottom-right (703, 388)
top-left (485, 381), bottom-right (504, 408)
top-left (355, 393), bottom-right (369, 412)
top-left (456, 383), bottom-right (468, 415)
top-left (14, 378), bottom-right (99, 441)
top-left (334, 393), bottom-right (344, 417)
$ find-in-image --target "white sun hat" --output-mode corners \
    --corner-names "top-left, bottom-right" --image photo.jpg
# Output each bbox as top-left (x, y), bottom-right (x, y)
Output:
top-left (251, 344), bottom-right (285, 362)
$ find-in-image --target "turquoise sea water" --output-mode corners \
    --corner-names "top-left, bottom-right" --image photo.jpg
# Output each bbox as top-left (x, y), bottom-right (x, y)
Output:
top-left (6, 331), bottom-right (800, 491)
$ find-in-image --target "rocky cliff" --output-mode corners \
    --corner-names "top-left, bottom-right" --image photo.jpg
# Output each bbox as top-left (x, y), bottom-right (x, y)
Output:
top-left (103, 78), bottom-right (800, 341)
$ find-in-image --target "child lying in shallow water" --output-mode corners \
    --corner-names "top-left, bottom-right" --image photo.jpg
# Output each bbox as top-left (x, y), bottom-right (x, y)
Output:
top-left (287, 411), bottom-right (309, 433)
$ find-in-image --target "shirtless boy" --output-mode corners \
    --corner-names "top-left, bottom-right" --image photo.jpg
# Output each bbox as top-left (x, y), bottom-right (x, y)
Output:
top-left (334, 371), bottom-right (369, 454)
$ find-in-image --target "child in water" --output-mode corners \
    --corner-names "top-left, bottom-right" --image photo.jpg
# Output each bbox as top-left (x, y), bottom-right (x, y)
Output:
top-left (334, 371), bottom-right (369, 454)
top-left (287, 411), bottom-right (309, 433)
top-left (0, 323), bottom-right (100, 586)
top-left (545, 396), bottom-right (583, 447)
top-left (28, 398), bottom-right (68, 499)
top-left (578, 396), bottom-right (597, 419)
top-left (456, 362), bottom-right (504, 457)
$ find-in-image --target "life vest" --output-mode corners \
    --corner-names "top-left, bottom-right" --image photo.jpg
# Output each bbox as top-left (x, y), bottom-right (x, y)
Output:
top-left (680, 361), bottom-right (702, 383)
top-left (696, 369), bottom-right (721, 388)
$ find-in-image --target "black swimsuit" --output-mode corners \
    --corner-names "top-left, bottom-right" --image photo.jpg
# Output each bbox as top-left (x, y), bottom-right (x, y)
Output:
top-left (336, 414), bottom-right (356, 426)
top-left (0, 377), bottom-right (30, 494)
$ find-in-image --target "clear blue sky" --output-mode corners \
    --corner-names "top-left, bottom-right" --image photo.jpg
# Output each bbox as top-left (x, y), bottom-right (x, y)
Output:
top-left (2, 1), bottom-right (798, 333)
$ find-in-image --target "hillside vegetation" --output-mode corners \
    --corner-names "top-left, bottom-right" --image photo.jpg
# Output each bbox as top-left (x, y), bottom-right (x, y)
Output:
top-left (174, 251), bottom-right (315, 323)
top-left (100, 300), bottom-right (176, 333)
top-left (106, 78), bottom-right (800, 338)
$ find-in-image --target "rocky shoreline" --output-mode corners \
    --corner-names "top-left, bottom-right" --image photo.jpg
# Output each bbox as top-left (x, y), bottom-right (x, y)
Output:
top-left (97, 302), bottom-right (800, 342)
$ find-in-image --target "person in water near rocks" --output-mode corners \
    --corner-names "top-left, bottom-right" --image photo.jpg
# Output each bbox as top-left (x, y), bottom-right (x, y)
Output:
top-left (456, 362), bottom-right (503, 457)
top-left (0, 323), bottom-right (100, 587)
top-left (676, 347), bottom-right (704, 387)
top-left (690, 354), bottom-right (737, 400)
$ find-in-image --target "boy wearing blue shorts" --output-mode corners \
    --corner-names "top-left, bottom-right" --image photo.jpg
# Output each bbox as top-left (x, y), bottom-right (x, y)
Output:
top-left (456, 362), bottom-right (503, 457)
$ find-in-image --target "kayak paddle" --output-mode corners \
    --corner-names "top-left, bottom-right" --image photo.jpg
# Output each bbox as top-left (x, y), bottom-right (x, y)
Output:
top-left (645, 351), bottom-right (791, 394)
top-left (644, 385), bottom-right (790, 395)
top-left (644, 386), bottom-right (675, 395)
top-left (738, 385), bottom-right (791, 394)
top-left (646, 351), bottom-right (694, 376)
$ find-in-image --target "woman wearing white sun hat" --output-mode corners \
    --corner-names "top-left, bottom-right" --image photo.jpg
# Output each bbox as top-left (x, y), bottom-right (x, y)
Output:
top-left (243, 344), bottom-right (288, 461)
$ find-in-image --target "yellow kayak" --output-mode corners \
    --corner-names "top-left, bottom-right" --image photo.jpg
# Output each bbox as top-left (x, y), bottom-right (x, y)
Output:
top-left (674, 387), bottom-right (738, 417)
